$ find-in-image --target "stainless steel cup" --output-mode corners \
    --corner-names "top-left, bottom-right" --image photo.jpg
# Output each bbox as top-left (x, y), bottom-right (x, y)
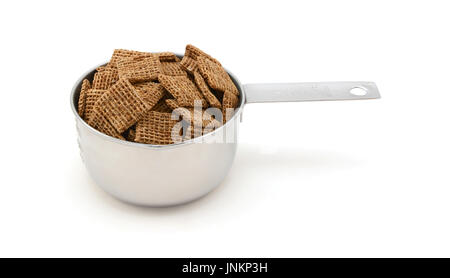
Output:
top-left (71, 62), bottom-right (380, 207)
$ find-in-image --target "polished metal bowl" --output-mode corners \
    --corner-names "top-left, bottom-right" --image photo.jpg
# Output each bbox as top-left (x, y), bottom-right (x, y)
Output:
top-left (71, 59), bottom-right (380, 207)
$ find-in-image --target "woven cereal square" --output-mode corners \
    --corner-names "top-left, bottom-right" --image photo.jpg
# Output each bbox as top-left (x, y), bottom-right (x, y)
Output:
top-left (87, 110), bottom-right (124, 140)
top-left (193, 71), bottom-right (221, 108)
top-left (133, 81), bottom-right (166, 110)
top-left (180, 44), bottom-right (221, 73)
top-left (108, 49), bottom-right (153, 68)
top-left (78, 79), bottom-right (91, 118)
top-left (92, 67), bottom-right (119, 90)
top-left (94, 79), bottom-right (150, 133)
top-left (117, 55), bottom-right (161, 82)
top-left (160, 60), bottom-right (187, 76)
top-left (151, 94), bottom-right (173, 113)
top-left (222, 89), bottom-right (239, 122)
top-left (157, 52), bottom-right (179, 62)
top-left (197, 56), bottom-right (239, 96)
top-left (83, 89), bottom-right (106, 122)
top-left (158, 74), bottom-right (207, 108)
top-left (135, 111), bottom-right (180, 145)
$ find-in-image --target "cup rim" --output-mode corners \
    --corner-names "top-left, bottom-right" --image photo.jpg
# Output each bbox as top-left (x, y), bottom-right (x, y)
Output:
top-left (70, 60), bottom-right (246, 150)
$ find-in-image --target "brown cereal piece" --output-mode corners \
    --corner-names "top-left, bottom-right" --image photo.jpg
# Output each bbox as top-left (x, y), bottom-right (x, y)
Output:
top-left (165, 95), bottom-right (220, 130)
top-left (161, 100), bottom-right (198, 136)
top-left (83, 89), bottom-right (106, 122)
top-left (87, 110), bottom-right (124, 140)
top-left (157, 50), bottom-right (183, 76)
top-left (96, 65), bottom-right (108, 72)
top-left (169, 102), bottom-right (220, 129)
top-left (182, 109), bottom-right (221, 139)
top-left (158, 74), bottom-right (207, 107)
top-left (135, 111), bottom-right (179, 145)
top-left (78, 79), bottom-right (91, 117)
top-left (117, 55), bottom-right (161, 82)
top-left (180, 55), bottom-right (198, 72)
top-left (165, 99), bottom-right (180, 110)
top-left (108, 49), bottom-right (153, 68)
top-left (222, 89), bottom-right (239, 109)
top-left (186, 44), bottom-right (221, 63)
top-left (160, 60), bottom-right (187, 76)
top-left (94, 79), bottom-right (150, 133)
top-left (165, 100), bottom-right (197, 133)
top-left (180, 44), bottom-right (221, 73)
top-left (157, 52), bottom-right (180, 62)
top-left (92, 67), bottom-right (119, 90)
top-left (197, 109), bottom-right (221, 129)
top-left (197, 55), bottom-right (239, 96)
top-left (202, 110), bottom-right (222, 133)
top-left (152, 95), bottom-right (173, 113)
top-left (222, 90), bottom-right (239, 122)
top-left (193, 71), bottom-right (221, 108)
top-left (133, 80), bottom-right (154, 92)
top-left (133, 82), bottom-right (166, 109)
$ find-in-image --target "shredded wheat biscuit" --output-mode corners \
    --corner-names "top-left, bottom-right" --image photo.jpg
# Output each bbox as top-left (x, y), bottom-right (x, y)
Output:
top-left (183, 110), bottom-right (221, 139)
top-left (96, 65), bottom-right (108, 72)
top-left (83, 89), bottom-right (106, 122)
top-left (78, 79), bottom-right (91, 117)
top-left (94, 79), bottom-right (150, 133)
top-left (108, 49), bottom-right (153, 68)
top-left (158, 74), bottom-right (207, 107)
top-left (158, 52), bottom-right (179, 62)
top-left (117, 55), bottom-right (161, 82)
top-left (135, 111), bottom-right (179, 145)
top-left (165, 99), bottom-right (180, 110)
top-left (81, 46), bottom-right (239, 143)
top-left (197, 56), bottom-right (239, 96)
top-left (87, 110), bottom-right (124, 140)
top-left (160, 60), bottom-right (187, 76)
top-left (193, 71), bottom-right (222, 108)
top-left (168, 101), bottom-right (220, 129)
top-left (92, 67), bottom-right (119, 90)
top-left (152, 94), bottom-right (174, 113)
top-left (133, 82), bottom-right (166, 110)
top-left (180, 44), bottom-right (221, 73)
top-left (222, 89), bottom-right (239, 122)
top-left (222, 89), bottom-right (239, 108)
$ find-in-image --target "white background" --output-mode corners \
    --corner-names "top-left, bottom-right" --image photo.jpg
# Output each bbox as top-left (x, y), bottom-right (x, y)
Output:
top-left (1, 0), bottom-right (449, 257)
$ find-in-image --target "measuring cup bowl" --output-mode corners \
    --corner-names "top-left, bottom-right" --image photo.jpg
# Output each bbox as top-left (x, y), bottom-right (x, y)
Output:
top-left (71, 64), bottom-right (244, 207)
top-left (71, 61), bottom-right (379, 207)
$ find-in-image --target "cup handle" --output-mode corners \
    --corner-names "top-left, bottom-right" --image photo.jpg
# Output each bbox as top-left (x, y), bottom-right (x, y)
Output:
top-left (243, 81), bottom-right (380, 103)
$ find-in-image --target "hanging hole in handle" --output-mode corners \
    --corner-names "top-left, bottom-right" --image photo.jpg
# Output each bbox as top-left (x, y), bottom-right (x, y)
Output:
top-left (350, 86), bottom-right (368, 96)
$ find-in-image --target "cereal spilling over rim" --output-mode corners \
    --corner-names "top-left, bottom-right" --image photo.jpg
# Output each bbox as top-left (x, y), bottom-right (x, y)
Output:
top-left (77, 45), bottom-right (240, 145)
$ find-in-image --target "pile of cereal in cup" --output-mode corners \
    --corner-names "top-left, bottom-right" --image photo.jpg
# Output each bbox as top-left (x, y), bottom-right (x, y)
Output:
top-left (77, 45), bottom-right (240, 145)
